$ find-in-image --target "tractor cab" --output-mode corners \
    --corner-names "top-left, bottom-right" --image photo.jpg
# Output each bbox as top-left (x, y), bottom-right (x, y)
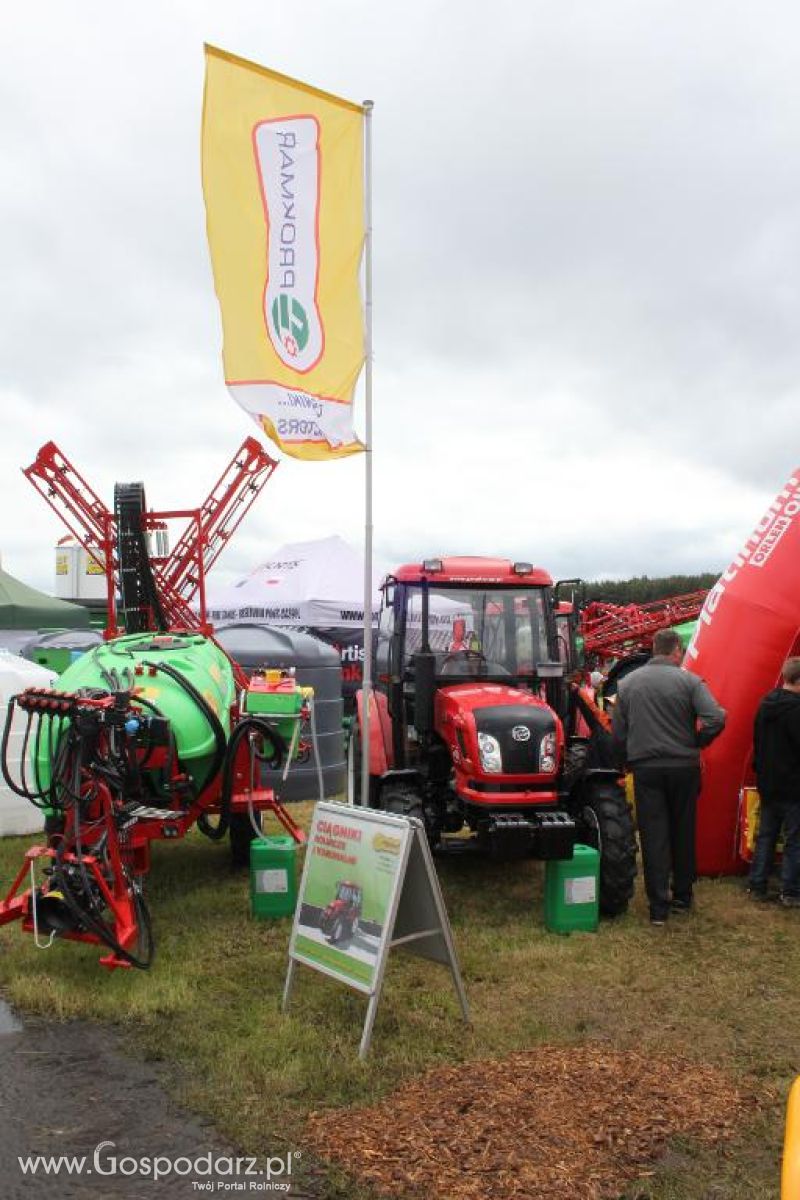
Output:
top-left (349, 557), bottom-right (636, 916)
top-left (375, 557), bottom-right (570, 743)
top-left (332, 881), bottom-right (362, 909)
top-left (320, 880), bottom-right (363, 944)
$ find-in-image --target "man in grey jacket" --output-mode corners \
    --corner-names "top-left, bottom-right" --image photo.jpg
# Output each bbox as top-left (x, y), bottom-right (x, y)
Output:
top-left (612, 628), bottom-right (726, 925)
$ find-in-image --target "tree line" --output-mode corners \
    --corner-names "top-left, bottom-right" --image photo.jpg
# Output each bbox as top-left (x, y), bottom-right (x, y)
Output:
top-left (583, 573), bottom-right (719, 606)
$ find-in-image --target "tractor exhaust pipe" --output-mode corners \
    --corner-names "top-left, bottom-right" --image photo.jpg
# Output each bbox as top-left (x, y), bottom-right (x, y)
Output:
top-left (413, 651), bottom-right (436, 736)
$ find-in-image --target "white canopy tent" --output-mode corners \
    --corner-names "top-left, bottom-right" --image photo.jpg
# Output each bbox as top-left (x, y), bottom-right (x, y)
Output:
top-left (207, 536), bottom-right (382, 628)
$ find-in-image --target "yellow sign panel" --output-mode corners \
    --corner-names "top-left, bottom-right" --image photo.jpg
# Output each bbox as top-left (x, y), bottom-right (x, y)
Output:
top-left (202, 46), bottom-right (366, 460)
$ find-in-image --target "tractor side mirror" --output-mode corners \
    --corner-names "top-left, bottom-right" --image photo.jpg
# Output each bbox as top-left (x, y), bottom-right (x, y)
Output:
top-left (554, 578), bottom-right (585, 613)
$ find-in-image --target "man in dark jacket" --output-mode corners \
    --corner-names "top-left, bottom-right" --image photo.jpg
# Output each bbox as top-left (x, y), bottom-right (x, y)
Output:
top-left (612, 628), bottom-right (726, 925)
top-left (748, 657), bottom-right (800, 906)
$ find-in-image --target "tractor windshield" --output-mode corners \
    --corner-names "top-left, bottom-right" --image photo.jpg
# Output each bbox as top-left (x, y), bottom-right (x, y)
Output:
top-left (402, 586), bottom-right (551, 678)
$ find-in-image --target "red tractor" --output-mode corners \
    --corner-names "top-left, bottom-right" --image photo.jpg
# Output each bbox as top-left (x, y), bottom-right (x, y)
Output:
top-left (320, 880), bottom-right (363, 943)
top-left (348, 557), bottom-right (636, 916)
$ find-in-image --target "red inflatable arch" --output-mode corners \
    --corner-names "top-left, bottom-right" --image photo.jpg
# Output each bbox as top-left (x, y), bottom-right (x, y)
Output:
top-left (684, 469), bottom-right (800, 874)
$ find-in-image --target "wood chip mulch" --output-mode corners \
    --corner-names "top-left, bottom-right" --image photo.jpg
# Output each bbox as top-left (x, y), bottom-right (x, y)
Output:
top-left (306, 1046), bottom-right (753, 1199)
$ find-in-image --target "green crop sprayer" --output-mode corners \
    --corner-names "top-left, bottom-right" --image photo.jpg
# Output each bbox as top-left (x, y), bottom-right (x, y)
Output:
top-left (0, 440), bottom-right (309, 969)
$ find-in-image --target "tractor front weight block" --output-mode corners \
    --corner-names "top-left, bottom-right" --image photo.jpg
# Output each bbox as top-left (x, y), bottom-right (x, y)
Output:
top-left (478, 811), bottom-right (576, 861)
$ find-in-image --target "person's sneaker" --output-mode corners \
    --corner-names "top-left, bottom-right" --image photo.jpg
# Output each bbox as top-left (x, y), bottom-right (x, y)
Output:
top-left (779, 894), bottom-right (800, 909)
top-left (670, 899), bottom-right (692, 915)
top-left (650, 911), bottom-right (668, 926)
top-left (746, 888), bottom-right (770, 902)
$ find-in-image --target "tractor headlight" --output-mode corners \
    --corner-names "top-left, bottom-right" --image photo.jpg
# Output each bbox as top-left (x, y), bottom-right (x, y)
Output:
top-left (478, 732), bottom-right (503, 774)
top-left (539, 732), bottom-right (557, 773)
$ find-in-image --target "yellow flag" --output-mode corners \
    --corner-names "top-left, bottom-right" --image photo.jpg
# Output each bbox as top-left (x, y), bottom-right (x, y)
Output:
top-left (202, 45), bottom-right (366, 460)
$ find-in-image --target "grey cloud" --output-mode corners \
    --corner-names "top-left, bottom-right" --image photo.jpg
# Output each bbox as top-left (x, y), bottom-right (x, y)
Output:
top-left (2, 0), bottom-right (798, 594)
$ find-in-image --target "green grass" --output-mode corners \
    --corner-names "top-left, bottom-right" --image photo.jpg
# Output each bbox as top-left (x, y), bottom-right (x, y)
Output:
top-left (0, 809), bottom-right (796, 1199)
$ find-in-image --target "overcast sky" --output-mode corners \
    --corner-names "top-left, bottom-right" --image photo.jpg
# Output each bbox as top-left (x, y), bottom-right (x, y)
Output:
top-left (1, 0), bottom-right (798, 596)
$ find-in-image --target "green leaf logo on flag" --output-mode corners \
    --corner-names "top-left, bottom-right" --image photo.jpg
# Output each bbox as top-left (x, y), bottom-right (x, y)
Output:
top-left (272, 294), bottom-right (310, 358)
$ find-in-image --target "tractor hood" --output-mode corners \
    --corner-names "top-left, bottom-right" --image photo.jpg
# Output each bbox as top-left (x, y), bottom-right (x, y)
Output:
top-left (435, 682), bottom-right (564, 788)
top-left (435, 681), bottom-right (556, 727)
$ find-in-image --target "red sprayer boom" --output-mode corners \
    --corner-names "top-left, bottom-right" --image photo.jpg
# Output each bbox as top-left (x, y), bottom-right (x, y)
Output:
top-left (580, 591), bottom-right (708, 661)
top-left (24, 438), bottom-right (278, 637)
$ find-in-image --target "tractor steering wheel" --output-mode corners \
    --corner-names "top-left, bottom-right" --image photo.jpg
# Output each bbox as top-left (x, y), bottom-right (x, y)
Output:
top-left (441, 648), bottom-right (489, 673)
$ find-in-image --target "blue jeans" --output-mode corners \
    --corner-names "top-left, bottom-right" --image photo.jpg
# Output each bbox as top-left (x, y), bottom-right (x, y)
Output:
top-left (749, 797), bottom-right (800, 898)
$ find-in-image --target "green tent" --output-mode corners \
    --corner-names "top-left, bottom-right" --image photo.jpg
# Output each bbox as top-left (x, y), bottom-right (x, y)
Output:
top-left (0, 567), bottom-right (90, 630)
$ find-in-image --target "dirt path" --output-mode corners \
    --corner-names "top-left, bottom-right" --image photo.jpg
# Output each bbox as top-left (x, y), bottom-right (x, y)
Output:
top-left (0, 1000), bottom-right (323, 1199)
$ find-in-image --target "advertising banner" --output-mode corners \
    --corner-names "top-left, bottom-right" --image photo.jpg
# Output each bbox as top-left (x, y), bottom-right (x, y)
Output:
top-left (202, 46), bottom-right (366, 460)
top-left (686, 469), bottom-right (800, 873)
top-left (290, 804), bottom-right (410, 992)
top-left (283, 803), bottom-right (469, 1056)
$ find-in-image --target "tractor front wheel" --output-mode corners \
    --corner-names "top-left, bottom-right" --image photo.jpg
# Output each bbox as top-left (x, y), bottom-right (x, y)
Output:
top-left (580, 781), bottom-right (637, 917)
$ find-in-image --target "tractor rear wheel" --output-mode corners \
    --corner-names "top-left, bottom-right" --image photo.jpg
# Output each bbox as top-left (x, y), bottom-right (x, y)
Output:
top-left (381, 781), bottom-right (424, 822)
top-left (581, 780), bottom-right (637, 917)
top-left (327, 917), bottom-right (344, 944)
top-left (380, 782), bottom-right (439, 847)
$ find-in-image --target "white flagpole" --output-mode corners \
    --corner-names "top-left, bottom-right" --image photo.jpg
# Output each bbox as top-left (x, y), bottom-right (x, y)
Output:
top-left (361, 99), bottom-right (374, 808)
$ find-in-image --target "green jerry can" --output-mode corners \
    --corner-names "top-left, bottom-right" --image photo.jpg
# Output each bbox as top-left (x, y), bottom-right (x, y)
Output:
top-left (250, 835), bottom-right (298, 919)
top-left (544, 844), bottom-right (600, 934)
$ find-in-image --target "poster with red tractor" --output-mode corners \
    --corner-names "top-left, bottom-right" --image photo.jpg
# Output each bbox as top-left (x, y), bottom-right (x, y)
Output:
top-left (291, 806), bottom-right (411, 991)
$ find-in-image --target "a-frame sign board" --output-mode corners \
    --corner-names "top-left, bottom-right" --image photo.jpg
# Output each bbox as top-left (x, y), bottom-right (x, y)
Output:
top-left (282, 802), bottom-right (469, 1058)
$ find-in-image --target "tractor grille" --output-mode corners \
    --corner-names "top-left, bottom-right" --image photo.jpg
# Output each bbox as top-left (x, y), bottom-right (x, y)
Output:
top-left (474, 705), bottom-right (556, 776)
